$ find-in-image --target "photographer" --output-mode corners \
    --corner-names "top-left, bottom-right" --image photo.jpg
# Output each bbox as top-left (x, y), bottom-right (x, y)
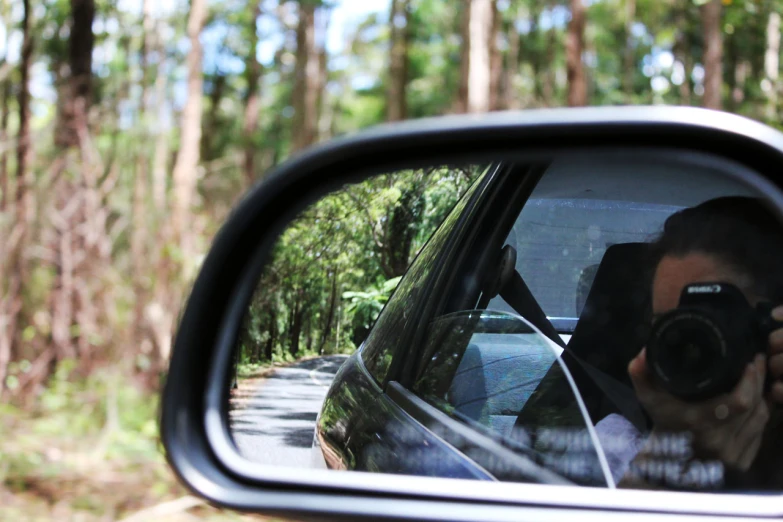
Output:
top-left (616, 197), bottom-right (783, 491)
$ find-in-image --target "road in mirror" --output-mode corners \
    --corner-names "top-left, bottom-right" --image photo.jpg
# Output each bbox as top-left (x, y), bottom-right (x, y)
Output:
top-left (227, 152), bottom-right (783, 495)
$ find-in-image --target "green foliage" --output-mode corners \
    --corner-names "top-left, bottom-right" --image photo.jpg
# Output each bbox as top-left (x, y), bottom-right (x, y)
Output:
top-left (343, 275), bottom-right (401, 344)
top-left (0, 361), bottom-right (172, 518)
top-left (233, 165), bottom-right (482, 373)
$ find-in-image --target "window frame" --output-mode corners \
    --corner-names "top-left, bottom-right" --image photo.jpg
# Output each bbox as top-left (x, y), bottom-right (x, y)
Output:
top-left (396, 162), bottom-right (550, 390)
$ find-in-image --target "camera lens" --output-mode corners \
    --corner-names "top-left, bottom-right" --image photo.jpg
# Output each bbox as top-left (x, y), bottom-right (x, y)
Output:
top-left (648, 313), bottom-right (728, 399)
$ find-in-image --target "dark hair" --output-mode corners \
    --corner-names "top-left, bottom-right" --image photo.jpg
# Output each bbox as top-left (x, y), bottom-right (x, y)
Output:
top-left (650, 196), bottom-right (783, 302)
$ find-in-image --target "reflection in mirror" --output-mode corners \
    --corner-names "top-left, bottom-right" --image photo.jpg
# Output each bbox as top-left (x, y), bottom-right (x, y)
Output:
top-left (227, 152), bottom-right (783, 495)
top-left (228, 165), bottom-right (485, 466)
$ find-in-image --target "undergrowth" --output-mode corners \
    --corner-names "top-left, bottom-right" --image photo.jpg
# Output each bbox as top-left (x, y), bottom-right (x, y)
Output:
top-left (0, 360), bottom-right (275, 521)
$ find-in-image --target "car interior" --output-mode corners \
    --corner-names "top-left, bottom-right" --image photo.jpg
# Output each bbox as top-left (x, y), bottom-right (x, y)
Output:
top-left (410, 152), bottom-right (764, 485)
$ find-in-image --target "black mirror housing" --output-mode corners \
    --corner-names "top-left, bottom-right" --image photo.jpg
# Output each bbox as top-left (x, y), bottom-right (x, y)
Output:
top-left (161, 107), bottom-right (783, 521)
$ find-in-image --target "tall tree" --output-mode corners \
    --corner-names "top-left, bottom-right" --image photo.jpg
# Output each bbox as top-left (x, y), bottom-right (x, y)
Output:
top-left (701, 0), bottom-right (723, 110)
top-left (243, 1), bottom-right (263, 186)
top-left (566, 0), bottom-right (587, 106)
top-left (387, 0), bottom-right (409, 121)
top-left (488, 2), bottom-right (502, 111)
top-left (0, 78), bottom-right (9, 212)
top-left (458, 0), bottom-right (494, 113)
top-left (291, 1), bottom-right (320, 152)
top-left (171, 0), bottom-right (206, 258)
top-left (131, 0), bottom-right (154, 359)
top-left (500, 10), bottom-right (521, 110)
top-left (57, 0), bottom-right (95, 148)
top-left (764, 12), bottom-right (780, 121)
top-left (673, 5), bottom-right (692, 105)
top-left (0, 2), bottom-right (11, 212)
top-left (1, 0), bottom-right (34, 397)
top-left (623, 0), bottom-right (636, 100)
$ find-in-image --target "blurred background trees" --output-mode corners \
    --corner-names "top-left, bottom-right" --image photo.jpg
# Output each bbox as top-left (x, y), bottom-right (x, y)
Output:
top-left (1, 0), bottom-right (782, 398)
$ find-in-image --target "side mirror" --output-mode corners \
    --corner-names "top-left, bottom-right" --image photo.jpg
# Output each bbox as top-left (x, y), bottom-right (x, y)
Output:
top-left (161, 107), bottom-right (783, 520)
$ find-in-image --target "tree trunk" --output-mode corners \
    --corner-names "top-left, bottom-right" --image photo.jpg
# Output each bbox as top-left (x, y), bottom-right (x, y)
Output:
top-left (382, 183), bottom-right (426, 277)
top-left (264, 313), bottom-right (276, 360)
top-left (201, 73), bottom-right (226, 161)
top-left (500, 13), bottom-right (521, 110)
top-left (57, 0), bottom-right (95, 148)
top-left (171, 0), bottom-right (205, 259)
top-left (623, 0), bottom-right (636, 100)
top-left (131, 0), bottom-right (153, 360)
top-left (315, 9), bottom-right (331, 141)
top-left (733, 61), bottom-right (750, 108)
top-left (0, 0), bottom-right (34, 397)
top-left (318, 272), bottom-right (338, 353)
top-left (465, 0), bottom-right (493, 113)
top-left (291, 2), bottom-right (320, 153)
top-left (387, 0), bottom-right (409, 121)
top-left (543, 27), bottom-right (556, 106)
top-left (701, 0), bottom-right (723, 110)
top-left (456, 2), bottom-right (469, 113)
top-left (289, 294), bottom-right (304, 358)
top-left (725, 32), bottom-right (738, 113)
top-left (489, 2), bottom-right (502, 111)
top-left (0, 7), bottom-right (9, 213)
top-left (305, 314), bottom-right (313, 353)
top-left (765, 12), bottom-right (781, 121)
top-left (152, 57), bottom-right (169, 214)
top-left (673, 7), bottom-right (692, 105)
top-left (0, 79), bottom-right (9, 212)
top-left (566, 0), bottom-right (587, 107)
top-left (243, 0), bottom-right (263, 187)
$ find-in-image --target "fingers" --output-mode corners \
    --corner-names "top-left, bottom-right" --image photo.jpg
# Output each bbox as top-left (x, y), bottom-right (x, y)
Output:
top-left (628, 348), bottom-right (653, 396)
top-left (628, 347), bottom-right (647, 379)
top-left (767, 306), bottom-right (783, 383)
top-left (768, 309), bottom-right (783, 405)
top-left (769, 350), bottom-right (783, 380)
top-left (772, 304), bottom-right (783, 324)
top-left (756, 353), bottom-right (767, 399)
top-left (730, 397), bottom-right (769, 471)
top-left (726, 355), bottom-right (765, 417)
top-left (771, 380), bottom-right (783, 404)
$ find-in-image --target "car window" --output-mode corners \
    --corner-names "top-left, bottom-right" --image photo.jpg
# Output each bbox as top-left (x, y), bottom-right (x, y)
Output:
top-left (360, 166), bottom-right (490, 384)
top-left (487, 155), bottom-right (759, 332)
top-left (413, 310), bottom-right (610, 486)
top-left (411, 152), bottom-right (766, 490)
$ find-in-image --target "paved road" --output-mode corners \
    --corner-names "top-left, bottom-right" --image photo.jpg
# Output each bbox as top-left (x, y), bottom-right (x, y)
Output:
top-left (229, 354), bottom-right (348, 468)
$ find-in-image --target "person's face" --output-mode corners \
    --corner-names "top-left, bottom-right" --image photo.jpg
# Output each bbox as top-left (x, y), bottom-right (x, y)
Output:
top-left (652, 252), bottom-right (758, 320)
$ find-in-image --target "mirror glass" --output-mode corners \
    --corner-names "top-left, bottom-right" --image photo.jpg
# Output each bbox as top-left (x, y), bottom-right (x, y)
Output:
top-left (227, 150), bottom-right (783, 494)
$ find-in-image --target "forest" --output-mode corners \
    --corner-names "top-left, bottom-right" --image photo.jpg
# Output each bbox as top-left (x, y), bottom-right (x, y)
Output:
top-left (235, 165), bottom-right (484, 377)
top-left (2, 0), bottom-right (783, 519)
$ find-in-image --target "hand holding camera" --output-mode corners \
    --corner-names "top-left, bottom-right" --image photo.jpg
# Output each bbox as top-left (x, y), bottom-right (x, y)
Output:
top-left (628, 282), bottom-right (783, 472)
top-left (767, 305), bottom-right (783, 404)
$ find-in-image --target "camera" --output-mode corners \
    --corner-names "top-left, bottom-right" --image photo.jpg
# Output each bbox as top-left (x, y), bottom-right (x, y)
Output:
top-left (646, 282), bottom-right (781, 401)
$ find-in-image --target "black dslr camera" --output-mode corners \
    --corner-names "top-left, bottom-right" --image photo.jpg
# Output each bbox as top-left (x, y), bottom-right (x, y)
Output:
top-left (646, 282), bottom-right (782, 401)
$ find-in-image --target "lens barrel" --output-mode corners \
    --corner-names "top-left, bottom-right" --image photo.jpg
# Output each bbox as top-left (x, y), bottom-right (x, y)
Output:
top-left (647, 310), bottom-right (736, 400)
